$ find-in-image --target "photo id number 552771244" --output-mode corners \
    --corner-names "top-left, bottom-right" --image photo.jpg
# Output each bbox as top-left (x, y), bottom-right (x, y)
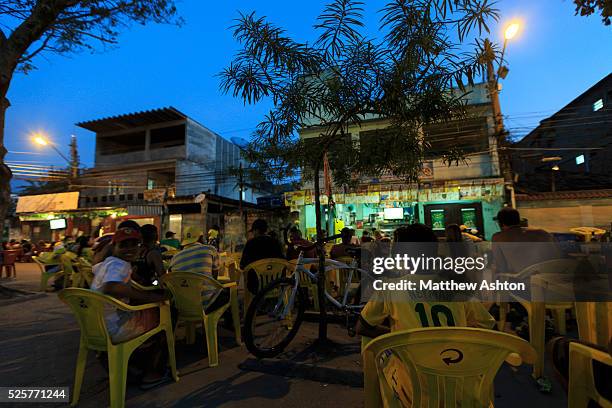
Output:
top-left (0, 387), bottom-right (69, 403)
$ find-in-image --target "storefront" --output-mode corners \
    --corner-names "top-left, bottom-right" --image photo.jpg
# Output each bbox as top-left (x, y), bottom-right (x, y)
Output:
top-left (16, 191), bottom-right (161, 241)
top-left (284, 178), bottom-right (505, 240)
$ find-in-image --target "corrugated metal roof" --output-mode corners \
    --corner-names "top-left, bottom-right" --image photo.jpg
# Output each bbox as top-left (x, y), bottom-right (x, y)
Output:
top-left (516, 189), bottom-right (612, 201)
top-left (127, 204), bottom-right (164, 216)
top-left (76, 106), bottom-right (187, 133)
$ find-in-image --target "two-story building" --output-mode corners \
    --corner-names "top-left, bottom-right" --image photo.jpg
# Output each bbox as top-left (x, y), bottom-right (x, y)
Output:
top-left (76, 107), bottom-right (262, 239)
top-left (285, 83), bottom-right (507, 240)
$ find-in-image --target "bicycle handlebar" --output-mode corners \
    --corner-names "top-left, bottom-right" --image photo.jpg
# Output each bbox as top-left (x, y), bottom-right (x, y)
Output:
top-left (291, 233), bottom-right (343, 252)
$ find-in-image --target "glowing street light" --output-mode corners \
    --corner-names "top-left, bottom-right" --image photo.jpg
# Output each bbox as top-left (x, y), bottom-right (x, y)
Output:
top-left (31, 132), bottom-right (71, 164)
top-left (504, 22), bottom-right (520, 40)
top-left (498, 21), bottom-right (522, 81)
top-left (33, 135), bottom-right (49, 146)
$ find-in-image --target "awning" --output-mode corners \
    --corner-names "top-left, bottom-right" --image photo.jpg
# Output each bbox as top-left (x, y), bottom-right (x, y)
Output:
top-left (16, 192), bottom-right (80, 213)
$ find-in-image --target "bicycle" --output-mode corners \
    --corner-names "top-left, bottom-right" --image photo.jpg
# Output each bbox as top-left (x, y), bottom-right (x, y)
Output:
top-left (243, 244), bottom-right (369, 358)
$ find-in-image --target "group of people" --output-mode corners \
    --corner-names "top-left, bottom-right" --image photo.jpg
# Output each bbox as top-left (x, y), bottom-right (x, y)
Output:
top-left (83, 220), bottom-right (232, 389)
top-left (29, 209), bottom-right (609, 400)
top-left (353, 207), bottom-right (611, 404)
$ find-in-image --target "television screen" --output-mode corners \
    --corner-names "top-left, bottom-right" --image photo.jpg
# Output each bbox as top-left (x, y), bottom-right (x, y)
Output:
top-left (384, 207), bottom-right (404, 220)
top-left (49, 218), bottom-right (67, 230)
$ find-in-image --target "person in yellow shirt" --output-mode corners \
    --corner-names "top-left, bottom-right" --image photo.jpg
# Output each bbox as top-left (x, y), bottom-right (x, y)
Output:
top-left (356, 223), bottom-right (495, 407)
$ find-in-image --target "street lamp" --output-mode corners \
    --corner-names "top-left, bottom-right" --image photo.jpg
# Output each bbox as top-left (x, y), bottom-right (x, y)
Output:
top-left (487, 21), bottom-right (522, 187)
top-left (498, 21), bottom-right (521, 80)
top-left (32, 133), bottom-right (71, 164)
top-left (32, 133), bottom-right (79, 179)
top-left (504, 22), bottom-right (520, 41)
top-left (551, 164), bottom-right (560, 192)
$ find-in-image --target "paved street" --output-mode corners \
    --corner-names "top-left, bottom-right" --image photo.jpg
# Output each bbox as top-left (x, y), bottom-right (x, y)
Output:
top-left (0, 263), bottom-right (567, 407)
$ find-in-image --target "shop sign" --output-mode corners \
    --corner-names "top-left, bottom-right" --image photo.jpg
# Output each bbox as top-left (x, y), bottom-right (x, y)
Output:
top-left (419, 161), bottom-right (434, 180)
top-left (16, 192), bottom-right (79, 213)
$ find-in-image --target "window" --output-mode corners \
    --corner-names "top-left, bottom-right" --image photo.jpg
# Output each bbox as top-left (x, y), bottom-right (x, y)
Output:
top-left (593, 98), bottom-right (604, 111)
top-left (149, 125), bottom-right (185, 149)
top-left (98, 130), bottom-right (146, 155)
top-left (575, 154), bottom-right (585, 165)
top-left (147, 179), bottom-right (155, 190)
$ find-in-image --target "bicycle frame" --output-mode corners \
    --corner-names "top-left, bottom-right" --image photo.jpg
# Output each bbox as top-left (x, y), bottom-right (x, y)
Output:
top-left (278, 253), bottom-right (366, 320)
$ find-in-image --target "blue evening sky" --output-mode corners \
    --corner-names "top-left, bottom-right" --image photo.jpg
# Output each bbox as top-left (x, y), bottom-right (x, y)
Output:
top-left (5, 0), bottom-right (612, 181)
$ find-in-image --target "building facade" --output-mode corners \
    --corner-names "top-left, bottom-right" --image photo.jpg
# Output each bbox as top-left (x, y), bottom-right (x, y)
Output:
top-left (72, 107), bottom-right (262, 241)
top-left (513, 73), bottom-right (612, 192)
top-left (287, 83), bottom-right (507, 240)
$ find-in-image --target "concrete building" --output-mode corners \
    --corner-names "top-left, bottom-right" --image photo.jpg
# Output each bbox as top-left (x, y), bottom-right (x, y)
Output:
top-left (287, 83), bottom-right (507, 240)
top-left (76, 107), bottom-right (262, 239)
top-left (513, 73), bottom-right (612, 192)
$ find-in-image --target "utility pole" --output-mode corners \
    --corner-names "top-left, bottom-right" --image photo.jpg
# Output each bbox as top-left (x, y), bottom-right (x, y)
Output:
top-left (69, 135), bottom-right (80, 180)
top-left (486, 57), bottom-right (513, 185)
top-left (238, 162), bottom-right (247, 234)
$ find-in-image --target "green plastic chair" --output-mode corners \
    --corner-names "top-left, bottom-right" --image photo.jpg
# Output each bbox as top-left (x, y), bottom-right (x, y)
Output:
top-left (568, 342), bottom-right (612, 408)
top-left (362, 327), bottom-right (536, 408)
top-left (160, 272), bottom-right (242, 367)
top-left (33, 256), bottom-right (63, 291)
top-left (242, 258), bottom-right (291, 317)
top-left (58, 288), bottom-right (178, 408)
top-left (72, 258), bottom-right (94, 289)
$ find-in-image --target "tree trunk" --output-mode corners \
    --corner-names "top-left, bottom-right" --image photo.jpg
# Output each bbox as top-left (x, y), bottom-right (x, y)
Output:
top-left (0, 94), bottom-right (11, 238)
top-left (313, 160), bottom-right (328, 342)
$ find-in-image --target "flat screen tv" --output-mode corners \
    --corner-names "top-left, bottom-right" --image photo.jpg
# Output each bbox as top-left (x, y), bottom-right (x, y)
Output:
top-left (383, 207), bottom-right (404, 220)
top-left (49, 218), bottom-right (67, 230)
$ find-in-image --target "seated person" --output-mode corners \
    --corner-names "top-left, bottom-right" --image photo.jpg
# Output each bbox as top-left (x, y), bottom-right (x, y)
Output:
top-left (90, 227), bottom-right (169, 387)
top-left (330, 227), bottom-right (358, 260)
top-left (160, 231), bottom-right (181, 250)
top-left (240, 219), bottom-right (285, 269)
top-left (240, 219), bottom-right (286, 297)
top-left (207, 226), bottom-right (220, 250)
top-left (491, 207), bottom-right (559, 275)
top-left (361, 230), bottom-right (374, 243)
top-left (133, 224), bottom-right (165, 286)
top-left (285, 226), bottom-right (316, 261)
top-left (356, 224), bottom-right (495, 407)
top-left (170, 227), bottom-right (229, 315)
top-left (37, 242), bottom-right (77, 289)
top-left (92, 220), bottom-right (141, 265)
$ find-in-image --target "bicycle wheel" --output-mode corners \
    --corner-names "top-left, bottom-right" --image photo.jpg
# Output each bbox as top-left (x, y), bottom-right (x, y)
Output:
top-left (244, 277), bottom-right (306, 358)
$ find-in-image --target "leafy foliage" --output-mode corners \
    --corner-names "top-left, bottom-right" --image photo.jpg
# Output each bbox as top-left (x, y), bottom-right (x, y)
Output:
top-left (0, 0), bottom-right (182, 73)
top-left (574, 0), bottom-right (611, 25)
top-left (220, 0), bottom-right (500, 190)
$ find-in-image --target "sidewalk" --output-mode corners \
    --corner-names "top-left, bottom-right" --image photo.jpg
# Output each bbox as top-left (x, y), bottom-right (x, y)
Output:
top-left (0, 263), bottom-right (568, 407)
